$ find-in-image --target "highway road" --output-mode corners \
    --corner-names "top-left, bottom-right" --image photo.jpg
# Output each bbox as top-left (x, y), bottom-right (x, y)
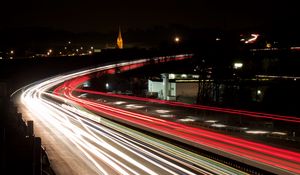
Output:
top-left (14, 55), bottom-right (248, 175)
top-left (52, 56), bottom-right (300, 174)
top-left (56, 78), bottom-right (300, 175)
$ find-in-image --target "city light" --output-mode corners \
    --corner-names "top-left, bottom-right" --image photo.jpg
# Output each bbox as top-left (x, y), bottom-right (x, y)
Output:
top-left (245, 34), bottom-right (259, 44)
top-left (181, 74), bottom-right (187, 78)
top-left (174, 37), bottom-right (180, 43)
top-left (257, 90), bottom-right (262, 95)
top-left (233, 62), bottom-right (243, 69)
top-left (169, 74), bottom-right (175, 79)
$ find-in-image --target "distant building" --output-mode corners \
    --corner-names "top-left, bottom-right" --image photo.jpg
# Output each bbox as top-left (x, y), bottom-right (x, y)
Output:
top-left (148, 73), bottom-right (200, 102)
top-left (116, 27), bottom-right (123, 49)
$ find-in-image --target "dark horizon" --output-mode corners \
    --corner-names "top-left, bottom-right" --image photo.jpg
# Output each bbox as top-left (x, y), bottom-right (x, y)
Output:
top-left (1, 0), bottom-right (299, 33)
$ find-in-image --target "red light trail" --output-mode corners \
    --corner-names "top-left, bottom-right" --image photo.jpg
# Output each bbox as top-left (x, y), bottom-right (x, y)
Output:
top-left (53, 75), bottom-right (300, 174)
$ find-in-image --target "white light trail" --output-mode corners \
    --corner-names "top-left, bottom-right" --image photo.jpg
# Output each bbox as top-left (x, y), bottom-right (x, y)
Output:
top-left (17, 55), bottom-right (245, 175)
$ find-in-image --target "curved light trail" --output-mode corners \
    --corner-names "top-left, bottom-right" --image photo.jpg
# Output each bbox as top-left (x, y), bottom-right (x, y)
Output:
top-left (60, 85), bottom-right (300, 175)
top-left (52, 56), bottom-right (300, 174)
top-left (17, 55), bottom-right (247, 175)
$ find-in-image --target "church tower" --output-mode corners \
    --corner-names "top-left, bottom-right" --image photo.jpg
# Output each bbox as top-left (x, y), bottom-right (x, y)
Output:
top-left (116, 27), bottom-right (123, 49)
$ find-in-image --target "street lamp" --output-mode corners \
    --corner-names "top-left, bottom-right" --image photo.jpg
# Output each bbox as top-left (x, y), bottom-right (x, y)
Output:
top-left (257, 89), bottom-right (262, 95)
top-left (174, 37), bottom-right (180, 43)
top-left (233, 62), bottom-right (243, 69)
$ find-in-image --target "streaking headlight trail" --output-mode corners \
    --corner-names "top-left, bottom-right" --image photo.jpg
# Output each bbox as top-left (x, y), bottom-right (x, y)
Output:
top-left (17, 55), bottom-right (247, 175)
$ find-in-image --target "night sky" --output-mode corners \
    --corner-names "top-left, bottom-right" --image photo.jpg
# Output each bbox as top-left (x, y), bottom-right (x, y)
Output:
top-left (1, 0), bottom-right (299, 32)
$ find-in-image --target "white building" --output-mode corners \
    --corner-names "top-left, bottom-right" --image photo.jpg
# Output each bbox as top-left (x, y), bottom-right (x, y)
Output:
top-left (148, 73), bottom-right (199, 101)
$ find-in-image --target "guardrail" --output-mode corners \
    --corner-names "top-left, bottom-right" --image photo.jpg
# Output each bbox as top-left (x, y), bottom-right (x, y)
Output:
top-left (0, 96), bottom-right (53, 175)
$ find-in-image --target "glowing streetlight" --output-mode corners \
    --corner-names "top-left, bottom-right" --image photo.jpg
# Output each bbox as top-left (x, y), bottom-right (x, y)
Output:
top-left (233, 62), bottom-right (243, 69)
top-left (257, 90), bottom-right (262, 95)
top-left (169, 74), bottom-right (175, 79)
top-left (174, 37), bottom-right (180, 43)
top-left (181, 74), bottom-right (187, 78)
top-left (10, 50), bottom-right (14, 54)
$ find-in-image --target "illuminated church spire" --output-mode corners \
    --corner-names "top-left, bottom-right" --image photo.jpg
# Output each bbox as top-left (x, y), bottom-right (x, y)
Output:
top-left (116, 26), bottom-right (123, 49)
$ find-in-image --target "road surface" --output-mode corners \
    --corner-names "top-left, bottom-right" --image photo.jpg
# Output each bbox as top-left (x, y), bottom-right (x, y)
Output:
top-left (15, 55), bottom-right (246, 175)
